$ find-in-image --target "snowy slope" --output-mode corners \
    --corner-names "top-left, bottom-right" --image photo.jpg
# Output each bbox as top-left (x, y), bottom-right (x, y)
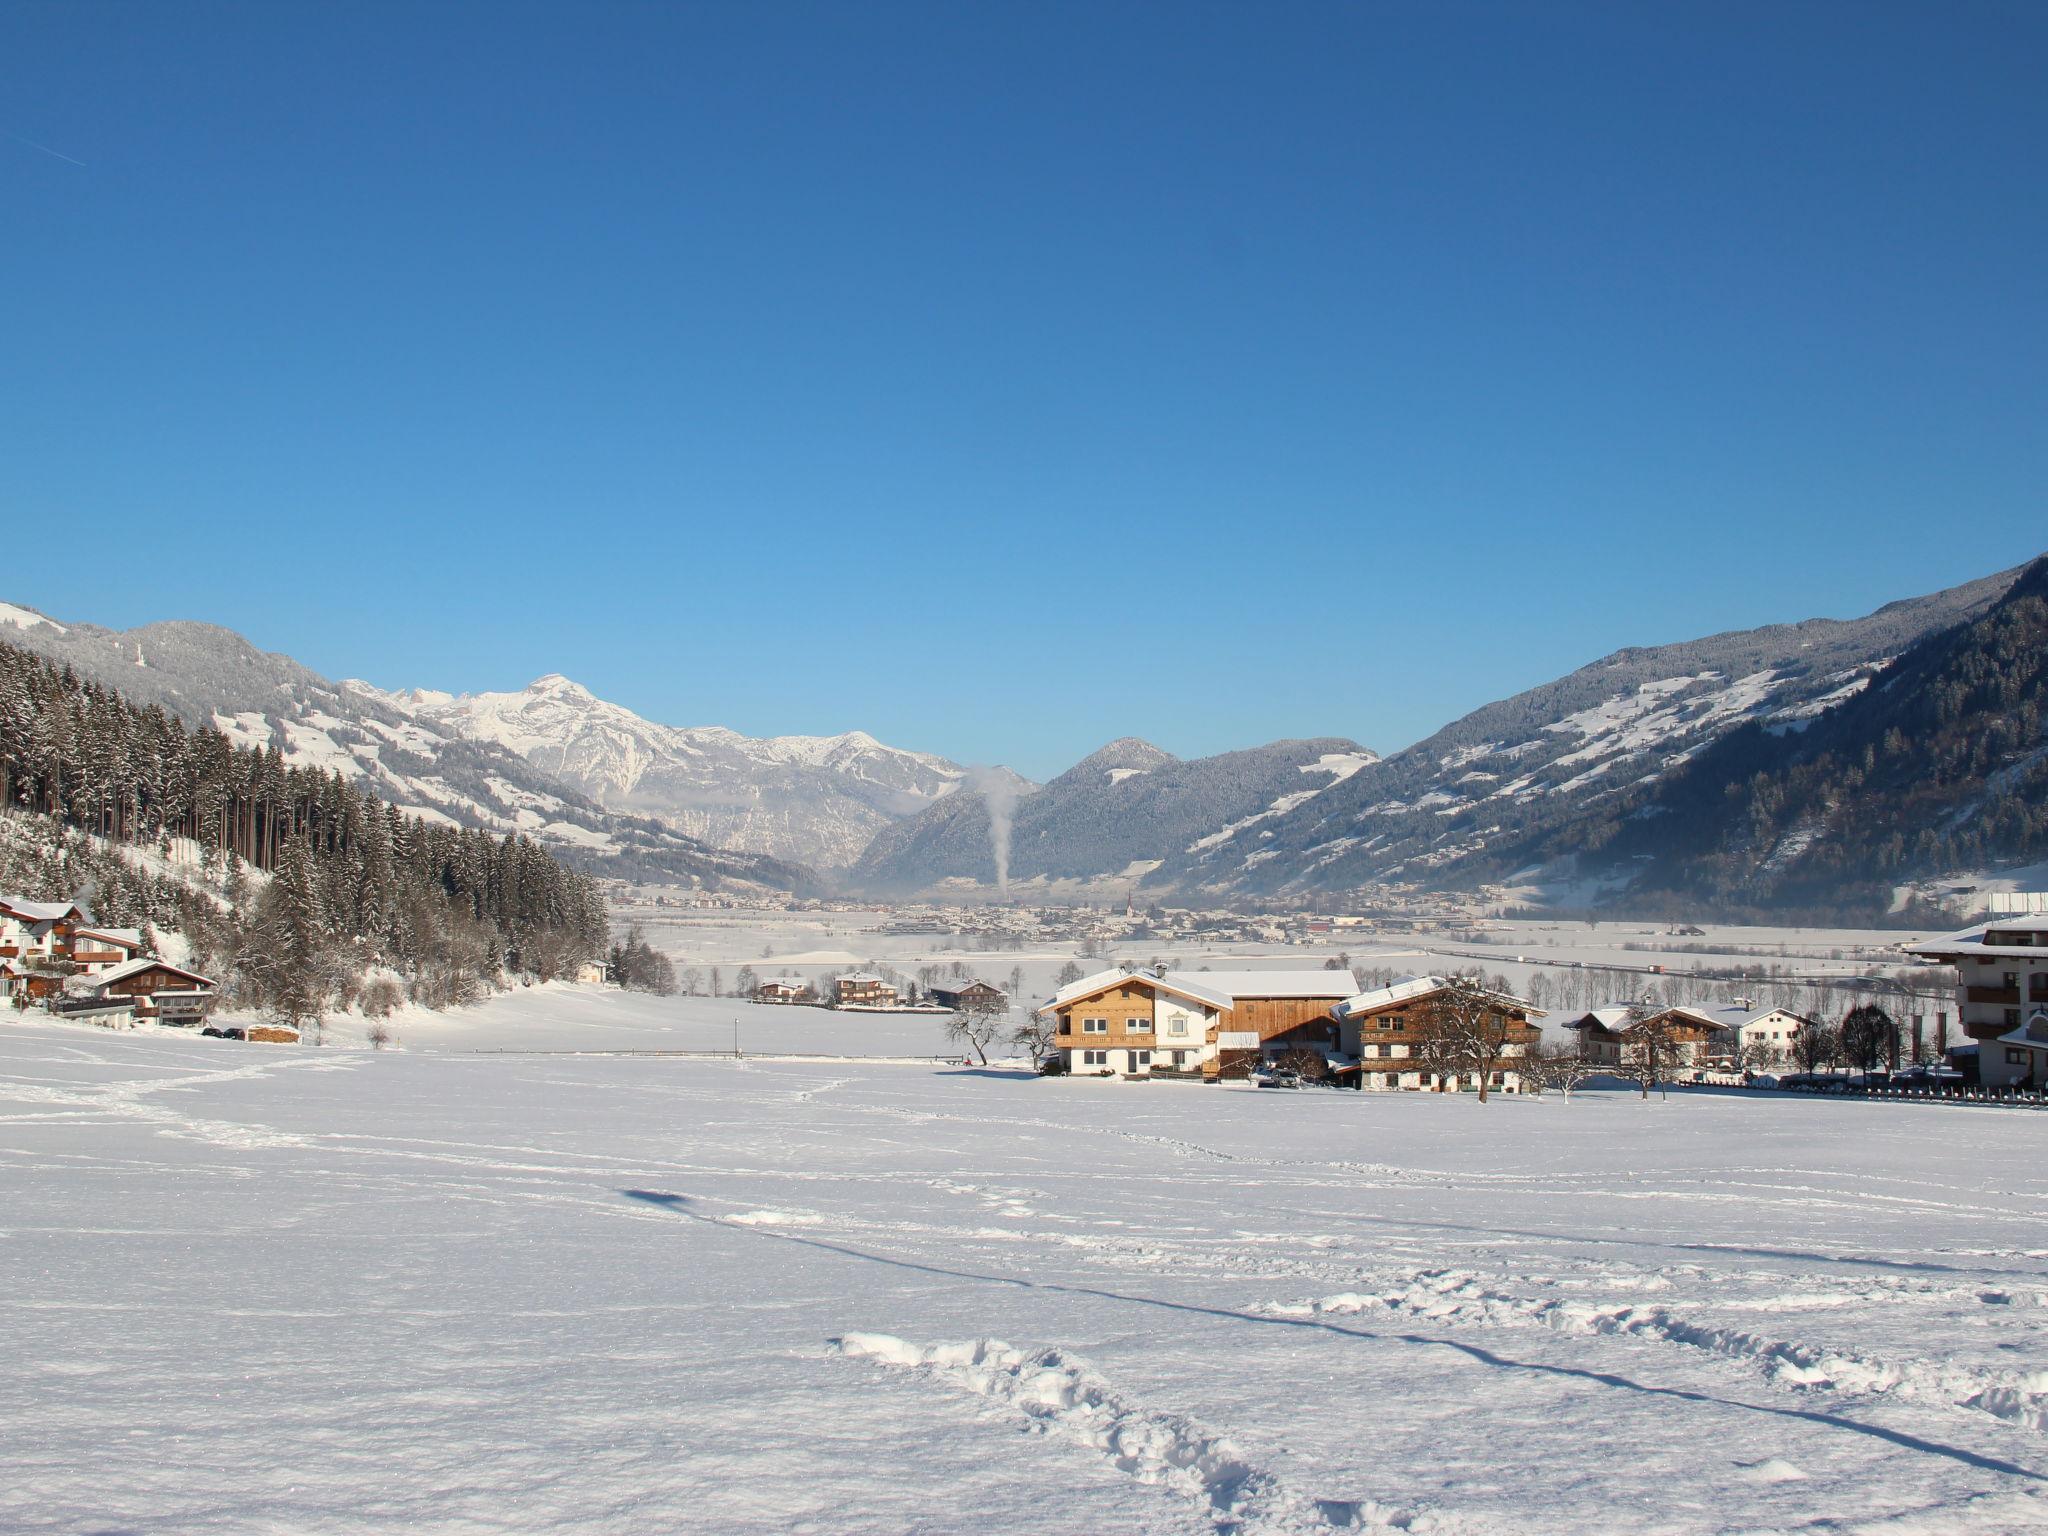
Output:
top-left (1153, 562), bottom-right (2027, 898)
top-left (0, 607), bottom-right (800, 891)
top-left (348, 673), bottom-right (963, 869)
top-left (3, 1012), bottom-right (2044, 1535)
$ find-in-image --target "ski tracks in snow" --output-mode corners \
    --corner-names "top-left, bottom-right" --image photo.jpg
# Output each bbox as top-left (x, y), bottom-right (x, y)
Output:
top-left (828, 1332), bottom-right (1465, 1535)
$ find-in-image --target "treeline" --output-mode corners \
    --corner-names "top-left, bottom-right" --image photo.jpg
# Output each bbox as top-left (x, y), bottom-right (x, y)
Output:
top-left (0, 639), bottom-right (607, 1022)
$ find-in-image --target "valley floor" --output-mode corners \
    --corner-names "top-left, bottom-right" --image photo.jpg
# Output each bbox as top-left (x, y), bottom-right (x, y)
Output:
top-left (4, 1012), bottom-right (2047, 1534)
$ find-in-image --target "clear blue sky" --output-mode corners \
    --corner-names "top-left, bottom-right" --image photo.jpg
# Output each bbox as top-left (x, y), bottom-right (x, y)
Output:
top-left (5, 2), bottom-right (2043, 779)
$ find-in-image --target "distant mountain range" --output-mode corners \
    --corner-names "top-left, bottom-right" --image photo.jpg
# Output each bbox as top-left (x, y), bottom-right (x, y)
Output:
top-left (346, 674), bottom-right (963, 869)
top-left (850, 736), bottom-right (1378, 895)
top-left (0, 603), bottom-right (800, 892)
top-left (8, 553), bottom-right (2043, 917)
top-left (1139, 559), bottom-right (2037, 912)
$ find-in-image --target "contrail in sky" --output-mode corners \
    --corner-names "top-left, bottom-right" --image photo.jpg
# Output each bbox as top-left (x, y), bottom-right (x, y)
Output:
top-left (5, 129), bottom-right (86, 167)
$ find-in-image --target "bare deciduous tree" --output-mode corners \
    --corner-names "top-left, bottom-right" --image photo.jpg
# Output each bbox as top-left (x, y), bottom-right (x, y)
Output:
top-left (1414, 970), bottom-right (1529, 1102)
top-left (1010, 1010), bottom-right (1058, 1069)
top-left (1524, 1041), bottom-right (1595, 1101)
top-left (946, 999), bottom-right (1009, 1066)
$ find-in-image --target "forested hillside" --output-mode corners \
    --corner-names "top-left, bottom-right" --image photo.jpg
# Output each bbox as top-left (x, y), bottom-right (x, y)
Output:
top-left (1147, 560), bottom-right (2026, 901)
top-left (1583, 555), bottom-right (2048, 915)
top-left (0, 638), bottom-right (609, 1021)
top-left (0, 605), bottom-right (802, 891)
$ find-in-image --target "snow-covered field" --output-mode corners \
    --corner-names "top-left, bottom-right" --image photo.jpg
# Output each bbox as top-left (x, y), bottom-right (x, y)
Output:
top-left (6, 1005), bottom-right (2047, 1534)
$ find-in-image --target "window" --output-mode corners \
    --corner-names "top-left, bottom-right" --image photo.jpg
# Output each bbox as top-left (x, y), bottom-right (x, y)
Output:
top-left (1082, 1017), bottom-right (1107, 1034)
top-left (1082, 1049), bottom-right (1107, 1066)
top-left (1167, 1017), bottom-right (1187, 1036)
top-left (2008, 1049), bottom-right (2029, 1066)
top-left (1126, 1016), bottom-right (1150, 1033)
top-left (2006, 1009), bottom-right (2022, 1028)
top-left (1133, 1051), bottom-right (1151, 1067)
top-left (1171, 1051), bottom-right (1187, 1066)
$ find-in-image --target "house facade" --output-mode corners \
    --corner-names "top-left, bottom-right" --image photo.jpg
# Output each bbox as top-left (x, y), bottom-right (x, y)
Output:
top-left (74, 958), bottom-right (217, 1025)
top-left (929, 980), bottom-right (1006, 1011)
top-left (756, 978), bottom-right (808, 1004)
top-left (1538, 1003), bottom-right (1725, 1073)
top-left (834, 973), bottom-right (899, 1008)
top-left (1038, 967), bottom-right (1358, 1078)
top-left (1334, 975), bottom-right (1541, 1091)
top-left (1907, 915), bottom-right (2048, 1089)
top-left (1706, 1003), bottom-right (1813, 1066)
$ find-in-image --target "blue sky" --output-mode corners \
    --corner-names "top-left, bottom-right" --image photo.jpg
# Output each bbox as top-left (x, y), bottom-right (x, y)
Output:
top-left (4, 2), bottom-right (2044, 779)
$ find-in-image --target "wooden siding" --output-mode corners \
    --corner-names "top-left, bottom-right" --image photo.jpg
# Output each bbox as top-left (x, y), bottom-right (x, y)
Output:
top-left (1053, 981), bottom-right (1157, 1046)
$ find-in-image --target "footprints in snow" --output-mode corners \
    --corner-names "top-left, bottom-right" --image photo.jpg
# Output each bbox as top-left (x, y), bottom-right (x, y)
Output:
top-left (829, 1332), bottom-right (1439, 1534)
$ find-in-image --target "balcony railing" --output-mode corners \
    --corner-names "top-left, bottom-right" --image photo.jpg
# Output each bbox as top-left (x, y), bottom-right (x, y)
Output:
top-left (1968, 985), bottom-right (2021, 1005)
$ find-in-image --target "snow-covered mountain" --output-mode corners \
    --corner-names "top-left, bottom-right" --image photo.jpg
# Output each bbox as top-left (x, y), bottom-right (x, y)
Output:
top-left (346, 675), bottom-right (963, 869)
top-left (0, 604), bottom-right (802, 892)
top-left (850, 736), bottom-right (1376, 894)
top-left (1149, 561), bottom-right (2032, 900)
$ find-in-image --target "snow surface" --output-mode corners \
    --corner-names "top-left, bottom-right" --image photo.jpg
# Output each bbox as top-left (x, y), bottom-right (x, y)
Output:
top-left (4, 996), bottom-right (2046, 1534)
top-left (0, 600), bottom-right (63, 634)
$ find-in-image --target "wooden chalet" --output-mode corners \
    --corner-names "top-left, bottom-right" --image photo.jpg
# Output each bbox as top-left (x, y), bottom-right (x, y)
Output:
top-left (928, 979), bottom-right (1006, 1011)
top-left (75, 958), bottom-right (218, 1025)
top-left (1036, 967), bottom-right (1359, 1078)
top-left (833, 973), bottom-right (900, 1008)
top-left (1333, 975), bottom-right (1541, 1092)
top-left (0, 896), bottom-right (87, 967)
top-left (1536, 1003), bottom-right (1720, 1073)
top-left (756, 978), bottom-right (809, 1004)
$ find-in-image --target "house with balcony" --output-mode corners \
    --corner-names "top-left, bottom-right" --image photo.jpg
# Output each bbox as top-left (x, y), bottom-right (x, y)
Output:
top-left (1907, 914), bottom-right (2048, 1089)
top-left (756, 978), bottom-right (809, 1004)
top-left (67, 927), bottom-right (148, 976)
top-left (0, 896), bottom-right (87, 966)
top-left (1037, 966), bottom-right (1358, 1077)
top-left (1335, 975), bottom-right (1541, 1091)
top-left (1703, 1002), bottom-right (1814, 1067)
top-left (928, 979), bottom-right (1006, 1012)
top-left (69, 958), bottom-right (218, 1026)
top-left (833, 973), bottom-right (900, 1008)
top-left (1535, 1001), bottom-right (1733, 1073)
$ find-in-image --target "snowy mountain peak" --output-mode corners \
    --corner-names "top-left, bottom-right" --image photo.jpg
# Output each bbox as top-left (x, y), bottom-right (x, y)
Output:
top-left (352, 675), bottom-right (964, 868)
top-left (526, 673), bottom-right (593, 699)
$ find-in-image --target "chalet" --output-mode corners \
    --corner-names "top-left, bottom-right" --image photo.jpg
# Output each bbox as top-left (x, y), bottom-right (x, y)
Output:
top-left (0, 896), bottom-right (87, 966)
top-left (1907, 915), bottom-right (2048, 1089)
top-left (834, 973), bottom-right (900, 1008)
top-left (1535, 1003), bottom-right (1721, 1073)
top-left (74, 958), bottom-right (218, 1026)
top-left (1036, 966), bottom-right (1358, 1078)
top-left (928, 979), bottom-right (1006, 1011)
top-left (1334, 975), bottom-right (1541, 1092)
top-left (756, 978), bottom-right (809, 1004)
top-left (1537, 1006), bottom-right (1635, 1066)
top-left (1703, 1002), bottom-right (1813, 1067)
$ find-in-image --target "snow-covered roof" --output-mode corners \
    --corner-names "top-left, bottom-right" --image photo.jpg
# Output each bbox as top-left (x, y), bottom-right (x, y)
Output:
top-left (72, 927), bottom-right (145, 949)
top-left (1702, 1003), bottom-right (1811, 1031)
top-left (1335, 974), bottom-right (1444, 1016)
top-left (835, 972), bottom-right (891, 985)
top-left (1996, 1010), bottom-right (2048, 1049)
top-left (1041, 966), bottom-right (1356, 1017)
top-left (1907, 916), bottom-right (2048, 959)
top-left (0, 896), bottom-right (84, 924)
top-left (1336, 974), bottom-right (1535, 1019)
top-left (84, 957), bottom-right (215, 990)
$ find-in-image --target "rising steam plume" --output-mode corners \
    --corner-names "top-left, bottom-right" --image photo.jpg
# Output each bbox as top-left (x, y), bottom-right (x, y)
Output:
top-left (964, 766), bottom-right (1021, 898)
